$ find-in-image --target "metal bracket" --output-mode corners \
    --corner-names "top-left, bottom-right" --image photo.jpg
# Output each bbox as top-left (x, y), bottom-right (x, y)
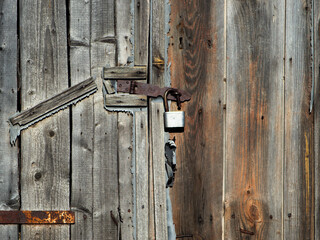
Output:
top-left (117, 80), bottom-right (191, 102)
top-left (0, 211), bottom-right (75, 224)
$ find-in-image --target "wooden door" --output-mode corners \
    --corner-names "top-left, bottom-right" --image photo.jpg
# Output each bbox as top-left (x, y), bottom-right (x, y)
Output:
top-left (0, 0), bottom-right (170, 239)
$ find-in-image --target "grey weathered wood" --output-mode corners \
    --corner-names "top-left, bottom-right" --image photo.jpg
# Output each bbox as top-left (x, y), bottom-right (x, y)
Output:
top-left (118, 113), bottom-right (134, 240)
top-left (225, 0), bottom-right (285, 239)
top-left (9, 78), bottom-right (96, 126)
top-left (150, 102), bottom-right (167, 240)
top-left (135, 112), bottom-right (149, 240)
top-left (0, 0), bottom-right (19, 239)
top-left (91, 0), bottom-right (118, 237)
top-left (105, 94), bottom-right (147, 107)
top-left (20, 0), bottom-right (70, 238)
top-left (103, 80), bottom-right (116, 94)
top-left (149, 0), bottom-right (167, 239)
top-left (284, 1), bottom-right (314, 239)
top-left (135, 0), bottom-right (150, 65)
top-left (116, 0), bottom-right (132, 65)
top-left (314, 1), bottom-right (320, 239)
top-left (103, 66), bottom-right (147, 80)
top-left (69, 0), bottom-right (93, 238)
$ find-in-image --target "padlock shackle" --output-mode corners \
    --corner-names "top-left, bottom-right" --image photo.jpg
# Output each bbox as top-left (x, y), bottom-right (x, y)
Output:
top-left (163, 88), bottom-right (182, 112)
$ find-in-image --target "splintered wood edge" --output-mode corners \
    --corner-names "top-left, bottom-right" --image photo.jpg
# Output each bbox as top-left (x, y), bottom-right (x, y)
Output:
top-left (103, 66), bottom-right (147, 80)
top-left (105, 94), bottom-right (148, 107)
top-left (9, 77), bottom-right (97, 126)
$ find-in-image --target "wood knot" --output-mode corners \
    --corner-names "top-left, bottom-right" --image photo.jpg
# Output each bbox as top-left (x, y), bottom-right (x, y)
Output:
top-left (249, 205), bottom-right (260, 221)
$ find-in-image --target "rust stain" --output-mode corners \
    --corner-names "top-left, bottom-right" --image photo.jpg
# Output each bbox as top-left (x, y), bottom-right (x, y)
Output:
top-left (0, 211), bottom-right (75, 224)
top-left (304, 133), bottom-right (310, 216)
top-left (152, 56), bottom-right (165, 70)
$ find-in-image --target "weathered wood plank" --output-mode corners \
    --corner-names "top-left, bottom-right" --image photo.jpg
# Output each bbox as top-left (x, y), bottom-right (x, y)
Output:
top-left (105, 94), bottom-right (147, 107)
top-left (103, 66), bottom-right (147, 80)
top-left (118, 113), bottom-right (134, 240)
top-left (0, 0), bottom-right (19, 239)
top-left (91, 0), bottom-right (118, 237)
top-left (116, 0), bottom-right (132, 65)
top-left (168, 0), bottom-right (225, 239)
top-left (224, 1), bottom-right (285, 239)
top-left (134, 0), bottom-right (150, 65)
top-left (150, 101), bottom-right (167, 240)
top-left (314, 0), bottom-right (320, 239)
top-left (149, 0), bottom-right (167, 239)
top-left (284, 1), bottom-right (314, 239)
top-left (69, 0), bottom-right (93, 238)
top-left (9, 78), bottom-right (96, 126)
top-left (19, 0), bottom-right (70, 239)
top-left (135, 112), bottom-right (149, 240)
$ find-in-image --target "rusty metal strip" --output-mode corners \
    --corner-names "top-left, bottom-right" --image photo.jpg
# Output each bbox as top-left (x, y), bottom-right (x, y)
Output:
top-left (117, 80), bottom-right (191, 102)
top-left (0, 211), bottom-right (75, 224)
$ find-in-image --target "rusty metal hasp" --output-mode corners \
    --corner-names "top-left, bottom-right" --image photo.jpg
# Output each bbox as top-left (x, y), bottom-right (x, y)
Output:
top-left (117, 80), bottom-right (191, 102)
top-left (0, 211), bottom-right (75, 224)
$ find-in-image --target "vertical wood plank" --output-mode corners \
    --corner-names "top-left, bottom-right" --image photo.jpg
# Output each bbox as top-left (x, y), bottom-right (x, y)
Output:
top-left (150, 101), bottom-right (167, 240)
top-left (225, 0), bottom-right (285, 239)
top-left (150, 0), bottom-right (167, 239)
top-left (69, 0), bottom-right (93, 239)
top-left (116, 0), bottom-right (132, 65)
top-left (0, 0), bottom-right (19, 239)
top-left (284, 0), bottom-right (314, 239)
top-left (168, 0), bottom-right (225, 239)
top-left (314, 0), bottom-right (320, 239)
top-left (135, 112), bottom-right (149, 240)
top-left (135, 0), bottom-right (150, 65)
top-left (118, 113), bottom-right (134, 240)
top-left (91, 0), bottom-right (118, 238)
top-left (19, 0), bottom-right (70, 239)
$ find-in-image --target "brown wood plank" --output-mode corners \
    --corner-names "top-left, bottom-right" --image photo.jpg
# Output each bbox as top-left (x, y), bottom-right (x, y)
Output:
top-left (134, 0), bottom-right (150, 65)
top-left (118, 113), bottom-right (134, 240)
top-left (103, 66), bottom-right (147, 80)
top-left (224, 1), bottom-right (285, 239)
top-left (9, 78), bottom-right (96, 126)
top-left (135, 111), bottom-right (149, 240)
top-left (105, 94), bottom-right (147, 107)
top-left (284, 1), bottom-right (314, 239)
top-left (168, 0), bottom-right (225, 239)
top-left (69, 0), bottom-right (93, 238)
top-left (314, 0), bottom-right (320, 239)
top-left (19, 0), bottom-right (70, 239)
top-left (91, 0), bottom-right (118, 238)
top-left (0, 0), bottom-right (19, 239)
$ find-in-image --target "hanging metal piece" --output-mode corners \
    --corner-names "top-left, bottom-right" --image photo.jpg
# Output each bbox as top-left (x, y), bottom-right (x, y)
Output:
top-left (117, 80), bottom-right (191, 102)
top-left (165, 139), bottom-right (177, 188)
top-left (0, 211), bottom-right (75, 224)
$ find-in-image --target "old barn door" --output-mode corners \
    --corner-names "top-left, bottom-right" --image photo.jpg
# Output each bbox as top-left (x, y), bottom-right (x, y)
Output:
top-left (0, 0), bottom-right (172, 239)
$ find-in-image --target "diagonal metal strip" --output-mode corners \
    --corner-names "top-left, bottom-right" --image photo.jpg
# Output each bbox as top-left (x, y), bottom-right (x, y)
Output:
top-left (0, 211), bottom-right (75, 224)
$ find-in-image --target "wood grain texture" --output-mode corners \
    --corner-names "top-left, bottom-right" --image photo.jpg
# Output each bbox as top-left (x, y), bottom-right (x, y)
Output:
top-left (168, 0), bottom-right (225, 239)
top-left (116, 0), bottom-right (132, 65)
top-left (314, 0), bottom-right (320, 239)
top-left (135, 112), bottom-right (149, 240)
top-left (118, 113), bottom-right (134, 240)
top-left (9, 78), bottom-right (96, 126)
top-left (0, 0), bottom-right (19, 239)
top-left (19, 0), bottom-right (70, 239)
top-left (91, 0), bottom-right (118, 238)
top-left (225, 1), bottom-right (285, 239)
top-left (105, 94), bottom-right (147, 107)
top-left (134, 0), bottom-right (150, 65)
top-left (284, 0), bottom-right (314, 239)
top-left (103, 66), bottom-right (147, 80)
top-left (150, 101), bottom-right (167, 240)
top-left (69, 0), bottom-right (93, 238)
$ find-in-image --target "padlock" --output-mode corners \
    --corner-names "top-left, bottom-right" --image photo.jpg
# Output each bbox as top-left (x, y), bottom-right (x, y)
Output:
top-left (163, 88), bottom-right (185, 129)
